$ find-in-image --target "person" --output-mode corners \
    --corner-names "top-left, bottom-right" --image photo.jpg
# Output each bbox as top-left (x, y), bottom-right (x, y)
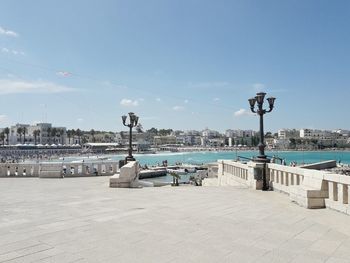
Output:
top-left (271, 156), bottom-right (275, 163)
top-left (62, 165), bottom-right (67, 178)
top-left (282, 159), bottom-right (286, 166)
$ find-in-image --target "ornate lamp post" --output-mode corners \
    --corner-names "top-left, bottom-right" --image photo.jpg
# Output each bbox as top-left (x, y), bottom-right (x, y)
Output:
top-left (122, 112), bottom-right (139, 162)
top-left (248, 92), bottom-right (276, 190)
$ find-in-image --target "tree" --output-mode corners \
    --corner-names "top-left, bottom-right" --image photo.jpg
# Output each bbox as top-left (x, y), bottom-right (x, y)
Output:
top-left (33, 130), bottom-right (40, 145)
top-left (4, 127), bottom-right (9, 145)
top-left (289, 138), bottom-right (296, 149)
top-left (22, 127), bottom-right (27, 144)
top-left (265, 132), bottom-right (273, 138)
top-left (67, 130), bottom-right (72, 144)
top-left (47, 127), bottom-right (52, 144)
top-left (136, 123), bottom-right (143, 133)
top-left (59, 129), bottom-right (64, 144)
top-left (51, 128), bottom-right (57, 144)
top-left (158, 129), bottom-right (173, 136)
top-left (16, 127), bottom-right (23, 144)
top-left (0, 132), bottom-right (5, 146)
top-left (71, 129), bottom-right (76, 144)
top-left (90, 129), bottom-right (96, 142)
top-left (76, 129), bottom-right (82, 145)
top-left (146, 127), bottom-right (158, 135)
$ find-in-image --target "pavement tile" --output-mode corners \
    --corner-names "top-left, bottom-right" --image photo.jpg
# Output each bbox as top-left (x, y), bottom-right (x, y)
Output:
top-left (1, 177), bottom-right (350, 262)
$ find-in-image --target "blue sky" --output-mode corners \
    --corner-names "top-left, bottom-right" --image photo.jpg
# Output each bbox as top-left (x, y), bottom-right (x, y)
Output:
top-left (0, 0), bottom-right (349, 132)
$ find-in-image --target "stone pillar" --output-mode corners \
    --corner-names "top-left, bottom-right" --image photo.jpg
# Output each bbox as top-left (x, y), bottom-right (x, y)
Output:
top-left (247, 161), bottom-right (264, 190)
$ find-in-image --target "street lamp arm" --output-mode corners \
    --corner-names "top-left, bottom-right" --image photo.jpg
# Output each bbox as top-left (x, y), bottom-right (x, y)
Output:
top-left (250, 107), bottom-right (257, 113)
top-left (265, 106), bottom-right (274, 113)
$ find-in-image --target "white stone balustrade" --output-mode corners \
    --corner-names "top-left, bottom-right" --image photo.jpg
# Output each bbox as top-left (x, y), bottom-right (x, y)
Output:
top-left (217, 160), bottom-right (350, 215)
top-left (0, 161), bottom-right (118, 178)
top-left (218, 160), bottom-right (259, 188)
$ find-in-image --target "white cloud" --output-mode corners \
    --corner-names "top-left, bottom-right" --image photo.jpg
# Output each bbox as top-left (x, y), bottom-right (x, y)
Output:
top-left (77, 118), bottom-right (84, 123)
top-left (173, 105), bottom-right (185, 111)
top-left (138, 98), bottom-right (145, 102)
top-left (120, 98), bottom-right (139, 107)
top-left (1, 47), bottom-right (25, 55)
top-left (0, 26), bottom-right (18, 37)
top-left (234, 108), bottom-right (254, 117)
top-left (253, 83), bottom-right (265, 92)
top-left (0, 115), bottom-right (8, 123)
top-left (0, 79), bottom-right (75, 94)
top-left (184, 99), bottom-right (189, 104)
top-left (156, 98), bottom-right (161, 102)
top-left (213, 97), bottom-right (220, 102)
top-left (56, 71), bottom-right (72, 77)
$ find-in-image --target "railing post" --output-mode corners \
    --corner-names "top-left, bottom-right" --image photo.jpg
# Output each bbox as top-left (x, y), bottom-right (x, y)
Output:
top-left (338, 184), bottom-right (348, 204)
top-left (329, 182), bottom-right (338, 201)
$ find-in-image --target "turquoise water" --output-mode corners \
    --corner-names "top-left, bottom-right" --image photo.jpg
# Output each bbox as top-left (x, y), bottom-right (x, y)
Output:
top-left (60, 150), bottom-right (350, 183)
top-left (133, 150), bottom-right (350, 165)
top-left (66, 150), bottom-right (350, 166)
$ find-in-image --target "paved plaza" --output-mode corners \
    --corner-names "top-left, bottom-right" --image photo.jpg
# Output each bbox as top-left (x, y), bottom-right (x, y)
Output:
top-left (1, 177), bottom-right (350, 263)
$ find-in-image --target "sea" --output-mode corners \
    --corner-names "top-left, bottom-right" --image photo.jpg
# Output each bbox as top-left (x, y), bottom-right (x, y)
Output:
top-left (63, 150), bottom-right (350, 166)
top-left (61, 150), bottom-right (350, 183)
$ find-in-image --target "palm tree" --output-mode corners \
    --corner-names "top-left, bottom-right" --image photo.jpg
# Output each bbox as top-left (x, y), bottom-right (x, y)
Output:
top-left (0, 132), bottom-right (5, 146)
top-left (76, 129), bottom-right (82, 145)
top-left (22, 127), bottom-right (27, 144)
top-left (33, 130), bottom-right (40, 145)
top-left (67, 130), bottom-right (72, 144)
top-left (47, 127), bottom-right (52, 144)
top-left (16, 127), bottom-right (23, 144)
top-left (59, 129), bottom-right (64, 144)
top-left (90, 129), bottom-right (95, 143)
top-left (51, 128), bottom-right (57, 144)
top-left (71, 129), bottom-right (76, 144)
top-left (4, 127), bottom-right (9, 145)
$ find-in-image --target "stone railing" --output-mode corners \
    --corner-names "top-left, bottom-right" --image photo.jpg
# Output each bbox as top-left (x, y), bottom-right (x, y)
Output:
top-left (215, 160), bottom-right (350, 215)
top-left (217, 160), bottom-right (260, 188)
top-left (323, 173), bottom-right (350, 214)
top-left (0, 161), bottom-right (119, 178)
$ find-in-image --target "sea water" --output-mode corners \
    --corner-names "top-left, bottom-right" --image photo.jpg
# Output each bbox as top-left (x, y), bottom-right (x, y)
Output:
top-left (60, 150), bottom-right (350, 183)
top-left (62, 150), bottom-right (350, 166)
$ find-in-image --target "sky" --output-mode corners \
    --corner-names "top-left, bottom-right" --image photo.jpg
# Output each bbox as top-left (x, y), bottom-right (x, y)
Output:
top-left (0, 0), bottom-right (349, 133)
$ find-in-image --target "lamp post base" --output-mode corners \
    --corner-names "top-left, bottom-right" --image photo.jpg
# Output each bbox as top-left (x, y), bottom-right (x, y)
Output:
top-left (253, 157), bottom-right (270, 191)
top-left (125, 156), bottom-right (135, 163)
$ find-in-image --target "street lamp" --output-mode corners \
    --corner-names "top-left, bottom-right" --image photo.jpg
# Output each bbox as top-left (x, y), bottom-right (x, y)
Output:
top-left (122, 112), bottom-right (139, 162)
top-left (248, 92), bottom-right (276, 190)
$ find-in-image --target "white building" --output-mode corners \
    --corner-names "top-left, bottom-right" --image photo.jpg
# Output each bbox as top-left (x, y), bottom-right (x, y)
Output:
top-left (8, 123), bottom-right (67, 145)
top-left (225, 129), bottom-right (255, 138)
top-left (202, 129), bottom-right (220, 139)
top-left (300, 129), bottom-right (334, 140)
top-left (278, 129), bottom-right (299, 139)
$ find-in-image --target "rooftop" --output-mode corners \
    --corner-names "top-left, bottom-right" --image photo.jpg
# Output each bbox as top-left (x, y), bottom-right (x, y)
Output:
top-left (1, 177), bottom-right (350, 262)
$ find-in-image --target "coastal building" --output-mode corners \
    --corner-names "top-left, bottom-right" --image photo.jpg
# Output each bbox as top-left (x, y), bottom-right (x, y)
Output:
top-left (153, 135), bottom-right (177, 146)
top-left (8, 123), bottom-right (67, 145)
top-left (299, 129), bottom-right (334, 140)
top-left (202, 128), bottom-right (220, 138)
top-left (278, 129), bottom-right (299, 139)
top-left (333, 129), bottom-right (350, 137)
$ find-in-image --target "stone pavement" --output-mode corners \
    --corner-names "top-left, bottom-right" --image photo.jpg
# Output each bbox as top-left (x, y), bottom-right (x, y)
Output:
top-left (1, 177), bottom-right (350, 263)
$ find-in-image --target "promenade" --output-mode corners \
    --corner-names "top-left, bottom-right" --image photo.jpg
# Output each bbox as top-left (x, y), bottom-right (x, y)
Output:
top-left (1, 177), bottom-right (350, 262)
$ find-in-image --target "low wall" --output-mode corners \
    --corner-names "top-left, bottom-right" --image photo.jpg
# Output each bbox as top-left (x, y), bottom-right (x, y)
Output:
top-left (216, 160), bottom-right (350, 215)
top-left (0, 161), bottom-right (119, 178)
top-left (300, 160), bottom-right (337, 170)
